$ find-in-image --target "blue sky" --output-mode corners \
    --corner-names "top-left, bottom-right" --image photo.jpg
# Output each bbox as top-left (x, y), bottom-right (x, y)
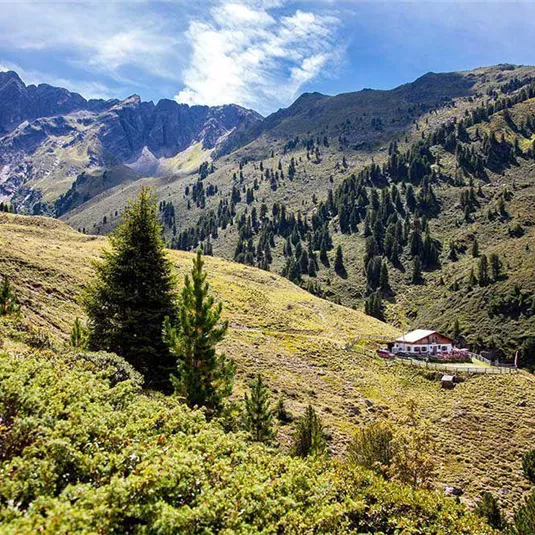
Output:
top-left (1, 1), bottom-right (535, 116)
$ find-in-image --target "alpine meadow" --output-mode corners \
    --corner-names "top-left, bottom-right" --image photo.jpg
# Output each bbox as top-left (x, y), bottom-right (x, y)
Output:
top-left (1, 1), bottom-right (535, 533)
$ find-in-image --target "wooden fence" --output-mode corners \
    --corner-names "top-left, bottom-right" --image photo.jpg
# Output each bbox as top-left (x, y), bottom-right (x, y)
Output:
top-left (348, 345), bottom-right (518, 374)
top-left (394, 356), bottom-right (518, 374)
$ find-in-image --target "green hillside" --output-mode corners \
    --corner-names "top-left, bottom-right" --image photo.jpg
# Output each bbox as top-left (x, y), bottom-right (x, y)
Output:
top-left (57, 65), bottom-right (535, 359)
top-left (1, 213), bottom-right (535, 516)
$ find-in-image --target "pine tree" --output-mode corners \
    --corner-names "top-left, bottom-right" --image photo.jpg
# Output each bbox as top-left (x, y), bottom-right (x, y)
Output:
top-left (365, 291), bottom-right (383, 320)
top-left (244, 374), bottom-right (274, 442)
top-left (523, 450), bottom-right (535, 485)
top-left (490, 253), bottom-right (501, 281)
top-left (474, 492), bottom-right (505, 530)
top-left (411, 256), bottom-right (423, 284)
top-left (0, 276), bottom-right (20, 316)
top-left (163, 250), bottom-right (235, 413)
top-left (319, 242), bottom-right (329, 266)
top-left (292, 405), bottom-right (326, 458)
top-left (513, 491), bottom-right (535, 534)
top-left (334, 245), bottom-right (346, 276)
top-left (380, 261), bottom-right (390, 291)
top-left (83, 188), bottom-right (177, 386)
top-left (448, 241), bottom-right (458, 261)
top-left (478, 254), bottom-right (489, 286)
top-left (468, 267), bottom-right (477, 287)
top-left (471, 237), bottom-right (479, 258)
top-left (452, 319), bottom-right (462, 342)
top-left (69, 317), bottom-right (87, 348)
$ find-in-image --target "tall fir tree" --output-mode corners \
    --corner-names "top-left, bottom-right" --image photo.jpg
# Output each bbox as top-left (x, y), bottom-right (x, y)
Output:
top-left (83, 187), bottom-right (177, 386)
top-left (490, 253), bottom-right (501, 281)
top-left (244, 374), bottom-right (275, 442)
top-left (478, 254), bottom-right (489, 286)
top-left (365, 291), bottom-right (384, 320)
top-left (513, 491), bottom-right (535, 534)
top-left (292, 405), bottom-right (326, 458)
top-left (164, 250), bottom-right (235, 413)
top-left (471, 237), bottom-right (480, 258)
top-left (334, 245), bottom-right (346, 276)
top-left (380, 261), bottom-right (390, 291)
top-left (411, 256), bottom-right (423, 284)
top-left (474, 493), bottom-right (505, 531)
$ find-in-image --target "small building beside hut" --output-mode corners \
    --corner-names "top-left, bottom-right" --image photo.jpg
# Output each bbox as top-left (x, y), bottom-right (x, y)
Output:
top-left (441, 375), bottom-right (456, 389)
top-left (391, 329), bottom-right (454, 355)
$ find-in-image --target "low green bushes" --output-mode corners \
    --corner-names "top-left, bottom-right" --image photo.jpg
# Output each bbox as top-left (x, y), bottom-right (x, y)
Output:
top-left (0, 348), bottom-right (495, 534)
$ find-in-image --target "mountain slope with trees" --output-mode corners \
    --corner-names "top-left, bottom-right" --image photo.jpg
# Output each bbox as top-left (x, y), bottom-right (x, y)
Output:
top-left (1, 211), bottom-right (535, 513)
top-left (60, 64), bottom-right (535, 363)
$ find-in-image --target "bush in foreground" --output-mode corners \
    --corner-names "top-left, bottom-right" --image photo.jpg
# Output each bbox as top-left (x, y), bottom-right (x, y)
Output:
top-left (0, 348), bottom-right (496, 534)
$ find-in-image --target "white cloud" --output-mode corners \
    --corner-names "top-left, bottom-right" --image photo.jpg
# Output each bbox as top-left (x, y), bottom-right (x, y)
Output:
top-left (0, 3), bottom-right (183, 83)
top-left (175, 1), bottom-right (343, 114)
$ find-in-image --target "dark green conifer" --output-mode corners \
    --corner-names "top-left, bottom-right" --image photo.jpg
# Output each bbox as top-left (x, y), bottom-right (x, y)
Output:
top-left (478, 254), bottom-right (489, 286)
top-left (513, 491), bottom-right (535, 534)
top-left (334, 245), bottom-right (346, 276)
top-left (164, 250), bottom-right (235, 413)
top-left (244, 374), bottom-right (275, 442)
top-left (380, 261), bottom-right (389, 291)
top-left (292, 405), bottom-right (326, 458)
top-left (474, 492), bottom-right (505, 530)
top-left (468, 267), bottom-right (477, 287)
top-left (472, 237), bottom-right (479, 258)
top-left (411, 256), bottom-right (423, 284)
top-left (84, 188), bottom-right (177, 385)
top-left (490, 253), bottom-right (501, 281)
top-left (523, 449), bottom-right (535, 485)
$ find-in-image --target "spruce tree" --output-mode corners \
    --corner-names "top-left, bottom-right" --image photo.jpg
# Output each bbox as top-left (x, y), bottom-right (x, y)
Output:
top-left (474, 492), bottom-right (505, 530)
top-left (164, 250), bottom-right (235, 413)
top-left (380, 261), bottom-right (390, 291)
top-left (244, 374), bottom-right (274, 442)
top-left (365, 291), bottom-right (383, 320)
top-left (478, 254), bottom-right (489, 286)
top-left (523, 449), bottom-right (535, 485)
top-left (513, 491), bottom-right (535, 534)
top-left (490, 253), bottom-right (501, 281)
top-left (411, 256), bottom-right (423, 284)
top-left (292, 405), bottom-right (326, 458)
top-left (70, 317), bottom-right (87, 348)
top-left (0, 276), bottom-right (20, 316)
top-left (334, 245), bottom-right (346, 276)
top-left (83, 188), bottom-right (177, 385)
top-left (468, 267), bottom-right (477, 287)
top-left (452, 319), bottom-right (462, 342)
top-left (472, 237), bottom-right (479, 258)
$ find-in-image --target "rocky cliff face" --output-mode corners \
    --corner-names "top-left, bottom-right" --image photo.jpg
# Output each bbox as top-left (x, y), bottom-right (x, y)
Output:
top-left (0, 71), bottom-right (262, 210)
top-left (0, 71), bottom-right (115, 134)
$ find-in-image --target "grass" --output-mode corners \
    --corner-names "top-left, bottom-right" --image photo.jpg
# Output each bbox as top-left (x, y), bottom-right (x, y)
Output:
top-left (1, 212), bottom-right (535, 513)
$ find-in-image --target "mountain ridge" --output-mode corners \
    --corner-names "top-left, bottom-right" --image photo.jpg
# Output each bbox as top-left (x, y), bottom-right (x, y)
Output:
top-left (0, 70), bottom-right (262, 207)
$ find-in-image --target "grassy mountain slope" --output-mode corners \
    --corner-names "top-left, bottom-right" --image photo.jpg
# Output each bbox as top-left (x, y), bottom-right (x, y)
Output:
top-left (61, 65), bottom-right (535, 361)
top-left (1, 213), bottom-right (535, 512)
